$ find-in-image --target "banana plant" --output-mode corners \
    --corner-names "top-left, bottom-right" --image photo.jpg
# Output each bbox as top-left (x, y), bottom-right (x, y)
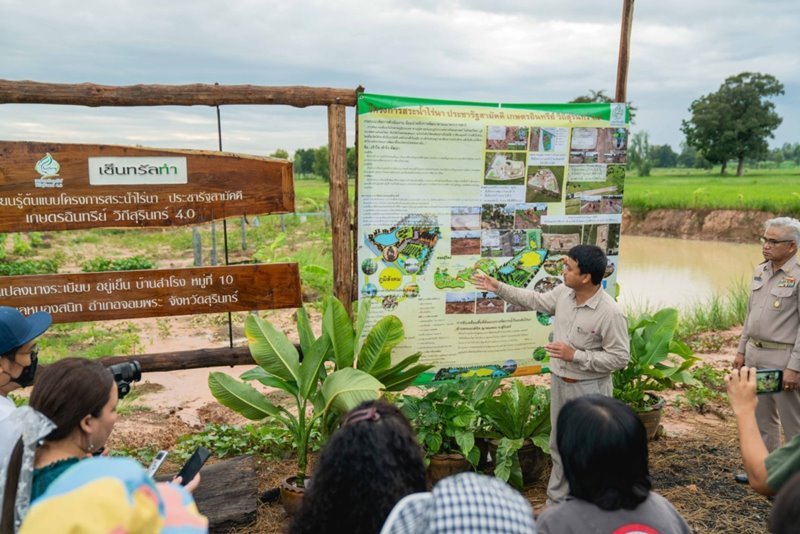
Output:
top-left (613, 307), bottom-right (700, 411)
top-left (323, 297), bottom-right (432, 390)
top-left (208, 309), bottom-right (383, 488)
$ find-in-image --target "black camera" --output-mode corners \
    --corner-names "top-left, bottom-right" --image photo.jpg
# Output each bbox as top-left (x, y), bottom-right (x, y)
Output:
top-left (108, 360), bottom-right (142, 399)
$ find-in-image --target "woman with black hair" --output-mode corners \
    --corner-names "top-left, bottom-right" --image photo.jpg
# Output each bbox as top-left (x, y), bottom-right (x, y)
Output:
top-left (290, 400), bottom-right (427, 534)
top-left (537, 395), bottom-right (691, 533)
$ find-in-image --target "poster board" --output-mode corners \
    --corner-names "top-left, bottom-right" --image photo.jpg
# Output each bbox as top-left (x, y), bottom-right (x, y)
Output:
top-left (357, 94), bottom-right (629, 384)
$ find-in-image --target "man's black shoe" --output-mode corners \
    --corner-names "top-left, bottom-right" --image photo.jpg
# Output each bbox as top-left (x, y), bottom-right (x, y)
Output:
top-left (735, 472), bottom-right (749, 484)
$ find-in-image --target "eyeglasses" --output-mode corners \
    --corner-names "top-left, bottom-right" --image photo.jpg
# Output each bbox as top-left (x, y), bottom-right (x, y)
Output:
top-left (760, 237), bottom-right (794, 246)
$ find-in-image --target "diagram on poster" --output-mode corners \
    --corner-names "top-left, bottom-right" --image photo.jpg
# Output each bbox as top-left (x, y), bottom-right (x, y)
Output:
top-left (357, 94), bottom-right (629, 383)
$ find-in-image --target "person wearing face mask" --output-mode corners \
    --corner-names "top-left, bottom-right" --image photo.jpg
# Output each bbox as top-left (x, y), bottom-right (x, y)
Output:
top-left (0, 307), bottom-right (52, 475)
top-left (0, 307), bottom-right (52, 531)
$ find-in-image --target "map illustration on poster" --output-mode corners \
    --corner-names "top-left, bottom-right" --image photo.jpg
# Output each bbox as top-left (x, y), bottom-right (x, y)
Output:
top-left (357, 94), bottom-right (629, 384)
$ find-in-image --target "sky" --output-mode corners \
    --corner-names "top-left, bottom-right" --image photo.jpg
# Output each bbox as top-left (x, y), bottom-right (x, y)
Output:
top-left (1, 0), bottom-right (798, 158)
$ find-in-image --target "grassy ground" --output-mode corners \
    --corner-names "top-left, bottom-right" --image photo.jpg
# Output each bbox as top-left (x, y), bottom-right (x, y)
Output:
top-left (624, 167), bottom-right (800, 216)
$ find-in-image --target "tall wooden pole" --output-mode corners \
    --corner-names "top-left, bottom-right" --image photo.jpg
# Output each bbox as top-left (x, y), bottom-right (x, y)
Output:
top-left (614, 0), bottom-right (635, 103)
top-left (328, 104), bottom-right (353, 316)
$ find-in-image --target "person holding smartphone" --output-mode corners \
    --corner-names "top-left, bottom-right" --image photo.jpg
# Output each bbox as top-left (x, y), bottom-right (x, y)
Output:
top-left (733, 217), bottom-right (800, 461)
top-left (727, 366), bottom-right (800, 495)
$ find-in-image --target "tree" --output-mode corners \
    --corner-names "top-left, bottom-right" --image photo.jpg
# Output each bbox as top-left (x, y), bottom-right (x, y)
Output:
top-left (649, 144), bottom-right (678, 168)
top-left (313, 145), bottom-right (330, 181)
top-left (293, 148), bottom-right (316, 175)
top-left (346, 146), bottom-right (357, 178)
top-left (628, 131), bottom-right (651, 176)
top-left (269, 148), bottom-right (289, 159)
top-left (681, 72), bottom-right (784, 176)
top-left (570, 89), bottom-right (637, 123)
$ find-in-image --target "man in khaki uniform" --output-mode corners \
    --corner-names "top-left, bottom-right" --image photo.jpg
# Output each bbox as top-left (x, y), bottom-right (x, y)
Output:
top-left (473, 244), bottom-right (630, 504)
top-left (734, 217), bottom-right (800, 453)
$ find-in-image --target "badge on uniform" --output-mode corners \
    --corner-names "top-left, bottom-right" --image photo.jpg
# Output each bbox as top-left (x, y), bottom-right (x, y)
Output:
top-left (778, 277), bottom-right (796, 288)
top-left (774, 300), bottom-right (781, 308)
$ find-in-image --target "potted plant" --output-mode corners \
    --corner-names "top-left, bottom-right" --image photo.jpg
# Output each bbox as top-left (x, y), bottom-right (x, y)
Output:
top-left (478, 380), bottom-right (551, 489)
top-left (399, 378), bottom-right (500, 485)
top-left (208, 297), bottom-right (431, 514)
top-left (613, 307), bottom-right (699, 439)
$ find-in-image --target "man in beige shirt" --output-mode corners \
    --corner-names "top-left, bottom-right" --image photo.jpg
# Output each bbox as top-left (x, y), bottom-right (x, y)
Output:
top-left (473, 244), bottom-right (629, 504)
top-left (734, 217), bottom-right (800, 454)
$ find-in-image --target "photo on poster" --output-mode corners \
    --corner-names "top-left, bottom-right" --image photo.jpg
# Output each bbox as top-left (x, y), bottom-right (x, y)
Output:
top-left (486, 126), bottom-right (530, 151)
top-left (481, 229), bottom-right (523, 257)
top-left (534, 276), bottom-right (563, 293)
top-left (361, 282), bottom-right (378, 297)
top-left (526, 228), bottom-right (542, 249)
top-left (600, 195), bottom-right (623, 214)
top-left (542, 254), bottom-right (568, 277)
top-left (364, 214), bottom-right (441, 275)
top-left (476, 291), bottom-right (505, 314)
top-left (513, 203), bottom-right (547, 229)
top-left (565, 164), bottom-right (625, 215)
top-left (529, 127), bottom-right (568, 153)
top-left (525, 166), bottom-right (564, 203)
top-left (542, 224), bottom-right (582, 253)
top-left (569, 128), bottom-right (628, 164)
top-left (445, 292), bottom-right (476, 315)
top-left (582, 223), bottom-right (621, 255)
top-left (484, 152), bottom-right (527, 185)
top-left (481, 203), bottom-right (515, 229)
top-left (451, 230), bottom-right (481, 255)
top-left (451, 206), bottom-right (481, 231)
top-left (605, 256), bottom-right (618, 279)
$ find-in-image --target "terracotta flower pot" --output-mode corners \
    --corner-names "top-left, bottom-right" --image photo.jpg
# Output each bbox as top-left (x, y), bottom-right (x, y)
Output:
top-left (426, 453), bottom-right (471, 487)
top-left (279, 476), bottom-right (307, 516)
top-left (635, 395), bottom-right (666, 441)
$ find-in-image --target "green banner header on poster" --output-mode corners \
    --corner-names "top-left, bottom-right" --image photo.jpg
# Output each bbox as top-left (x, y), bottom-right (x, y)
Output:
top-left (358, 93), bottom-right (631, 123)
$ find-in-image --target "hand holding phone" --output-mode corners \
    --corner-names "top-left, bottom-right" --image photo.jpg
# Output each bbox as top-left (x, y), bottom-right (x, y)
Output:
top-left (756, 368), bottom-right (783, 394)
top-left (175, 447), bottom-right (211, 486)
top-left (146, 450), bottom-right (169, 478)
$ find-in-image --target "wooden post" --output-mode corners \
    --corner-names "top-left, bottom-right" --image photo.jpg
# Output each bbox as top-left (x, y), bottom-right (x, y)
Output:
top-left (328, 104), bottom-right (352, 316)
top-left (614, 0), bottom-right (635, 103)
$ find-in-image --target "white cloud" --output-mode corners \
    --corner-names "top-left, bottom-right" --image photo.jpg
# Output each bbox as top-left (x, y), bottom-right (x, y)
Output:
top-left (0, 0), bottom-right (796, 151)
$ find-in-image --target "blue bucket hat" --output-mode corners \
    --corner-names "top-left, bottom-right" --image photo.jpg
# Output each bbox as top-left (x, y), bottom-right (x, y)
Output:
top-left (0, 307), bottom-right (52, 355)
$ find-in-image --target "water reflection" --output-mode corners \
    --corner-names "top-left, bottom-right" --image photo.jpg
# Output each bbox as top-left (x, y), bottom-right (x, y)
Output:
top-left (618, 235), bottom-right (764, 311)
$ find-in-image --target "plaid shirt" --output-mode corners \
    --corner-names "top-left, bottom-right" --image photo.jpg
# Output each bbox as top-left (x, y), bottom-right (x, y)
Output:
top-left (381, 472), bottom-right (536, 533)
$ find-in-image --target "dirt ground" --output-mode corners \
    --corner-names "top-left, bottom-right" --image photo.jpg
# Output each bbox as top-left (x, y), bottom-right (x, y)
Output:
top-left (115, 317), bottom-right (774, 533)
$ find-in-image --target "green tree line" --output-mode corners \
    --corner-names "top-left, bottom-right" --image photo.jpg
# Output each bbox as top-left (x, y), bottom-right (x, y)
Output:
top-left (269, 147), bottom-right (357, 181)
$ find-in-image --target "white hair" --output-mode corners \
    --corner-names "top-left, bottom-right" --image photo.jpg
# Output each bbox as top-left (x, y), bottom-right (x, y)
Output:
top-left (766, 217), bottom-right (800, 246)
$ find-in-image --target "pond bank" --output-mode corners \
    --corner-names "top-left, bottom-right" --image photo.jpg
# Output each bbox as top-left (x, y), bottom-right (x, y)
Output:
top-left (622, 208), bottom-right (775, 243)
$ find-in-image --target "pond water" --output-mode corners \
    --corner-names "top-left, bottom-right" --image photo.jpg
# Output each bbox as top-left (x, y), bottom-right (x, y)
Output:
top-left (617, 235), bottom-right (764, 311)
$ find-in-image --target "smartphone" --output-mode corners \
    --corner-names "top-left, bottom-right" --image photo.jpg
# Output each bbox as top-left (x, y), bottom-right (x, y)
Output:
top-left (146, 450), bottom-right (168, 478)
top-left (756, 368), bottom-right (783, 394)
top-left (176, 446), bottom-right (211, 486)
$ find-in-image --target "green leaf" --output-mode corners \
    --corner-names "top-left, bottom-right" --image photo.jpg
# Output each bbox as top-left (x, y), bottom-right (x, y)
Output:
top-left (298, 334), bottom-right (332, 400)
top-left (357, 315), bottom-right (405, 373)
top-left (377, 364), bottom-right (434, 392)
top-left (323, 296), bottom-right (355, 369)
top-left (454, 430), bottom-right (477, 466)
top-left (321, 368), bottom-right (383, 415)
top-left (208, 372), bottom-right (287, 422)
top-left (296, 308), bottom-right (316, 357)
top-left (245, 314), bottom-right (300, 384)
top-left (495, 437), bottom-right (524, 488)
top-left (239, 367), bottom-right (299, 396)
top-left (355, 299), bottom-right (370, 342)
